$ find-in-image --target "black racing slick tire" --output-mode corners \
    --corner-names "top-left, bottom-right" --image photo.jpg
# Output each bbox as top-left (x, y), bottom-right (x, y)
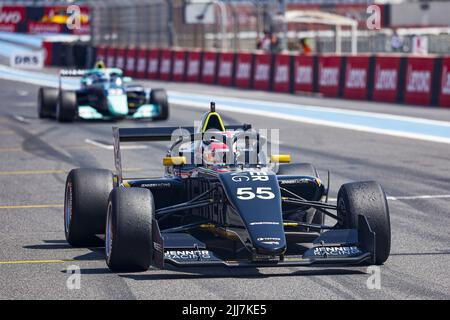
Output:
top-left (105, 188), bottom-right (154, 272)
top-left (278, 163), bottom-right (324, 225)
top-left (337, 181), bottom-right (391, 265)
top-left (64, 168), bottom-right (114, 247)
top-left (38, 87), bottom-right (58, 118)
top-left (149, 89), bottom-right (169, 121)
top-left (56, 90), bottom-right (77, 122)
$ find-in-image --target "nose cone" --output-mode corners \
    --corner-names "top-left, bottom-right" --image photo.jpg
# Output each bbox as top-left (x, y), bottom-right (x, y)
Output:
top-left (254, 240), bottom-right (286, 256)
top-left (249, 224), bottom-right (287, 256)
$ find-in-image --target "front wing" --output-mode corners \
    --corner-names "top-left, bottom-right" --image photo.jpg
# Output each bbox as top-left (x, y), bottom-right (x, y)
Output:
top-left (152, 215), bottom-right (376, 269)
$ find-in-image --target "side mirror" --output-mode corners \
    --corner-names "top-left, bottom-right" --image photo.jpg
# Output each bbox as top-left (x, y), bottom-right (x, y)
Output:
top-left (270, 154), bottom-right (291, 163)
top-left (163, 156), bottom-right (187, 166)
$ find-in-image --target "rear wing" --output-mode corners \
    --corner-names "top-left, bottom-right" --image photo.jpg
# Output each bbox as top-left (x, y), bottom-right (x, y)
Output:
top-left (112, 124), bottom-right (251, 182)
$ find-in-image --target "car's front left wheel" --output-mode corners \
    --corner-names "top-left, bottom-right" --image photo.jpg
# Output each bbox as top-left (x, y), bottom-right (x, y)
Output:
top-left (64, 168), bottom-right (114, 247)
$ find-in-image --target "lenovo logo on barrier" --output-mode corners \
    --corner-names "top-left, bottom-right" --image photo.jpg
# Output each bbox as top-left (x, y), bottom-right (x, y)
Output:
top-left (375, 69), bottom-right (397, 91)
top-left (275, 65), bottom-right (289, 83)
top-left (219, 61), bottom-right (232, 78)
top-left (346, 68), bottom-right (366, 89)
top-left (0, 10), bottom-right (22, 24)
top-left (137, 57), bottom-right (146, 73)
top-left (173, 59), bottom-right (184, 75)
top-left (236, 63), bottom-right (251, 80)
top-left (406, 69), bottom-right (431, 93)
top-left (254, 64), bottom-right (270, 81)
top-left (296, 66), bottom-right (312, 84)
top-left (187, 60), bottom-right (199, 76)
top-left (441, 67), bottom-right (450, 95)
top-left (160, 59), bottom-right (170, 74)
top-left (320, 67), bottom-right (339, 86)
top-left (203, 60), bottom-right (215, 76)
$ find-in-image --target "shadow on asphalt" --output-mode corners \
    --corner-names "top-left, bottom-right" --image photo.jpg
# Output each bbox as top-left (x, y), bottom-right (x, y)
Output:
top-left (69, 267), bottom-right (366, 280)
top-left (23, 239), bottom-right (104, 261)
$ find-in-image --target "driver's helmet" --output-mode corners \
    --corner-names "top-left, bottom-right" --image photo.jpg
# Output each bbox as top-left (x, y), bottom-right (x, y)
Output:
top-left (202, 139), bottom-right (230, 166)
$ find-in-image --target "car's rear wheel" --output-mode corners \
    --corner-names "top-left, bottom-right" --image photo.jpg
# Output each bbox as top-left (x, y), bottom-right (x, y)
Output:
top-left (56, 90), bottom-right (77, 122)
top-left (337, 181), bottom-right (391, 265)
top-left (278, 163), bottom-right (324, 225)
top-left (106, 188), bottom-right (154, 272)
top-left (149, 89), bottom-right (169, 121)
top-left (64, 168), bottom-right (114, 247)
top-left (38, 87), bottom-right (58, 118)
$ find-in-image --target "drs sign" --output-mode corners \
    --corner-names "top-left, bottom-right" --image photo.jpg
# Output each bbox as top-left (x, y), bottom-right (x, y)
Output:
top-left (10, 51), bottom-right (44, 69)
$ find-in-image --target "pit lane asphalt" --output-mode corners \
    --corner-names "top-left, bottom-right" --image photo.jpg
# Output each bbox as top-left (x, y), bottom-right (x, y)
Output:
top-left (0, 77), bottom-right (449, 300)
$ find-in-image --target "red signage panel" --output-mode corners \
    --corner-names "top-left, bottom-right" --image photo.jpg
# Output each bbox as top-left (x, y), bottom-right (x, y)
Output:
top-left (114, 48), bottom-right (126, 70)
top-left (253, 52), bottom-right (272, 91)
top-left (318, 56), bottom-right (342, 97)
top-left (202, 51), bottom-right (217, 84)
top-left (159, 49), bottom-right (172, 81)
top-left (172, 50), bottom-right (186, 82)
top-left (124, 48), bottom-right (137, 77)
top-left (372, 56), bottom-right (401, 103)
top-left (135, 48), bottom-right (148, 79)
top-left (234, 53), bottom-right (253, 89)
top-left (343, 56), bottom-right (370, 100)
top-left (146, 49), bottom-right (160, 80)
top-left (217, 52), bottom-right (235, 86)
top-left (404, 57), bottom-right (435, 106)
top-left (273, 54), bottom-right (291, 93)
top-left (185, 50), bottom-right (201, 82)
top-left (294, 55), bottom-right (314, 92)
top-left (105, 47), bottom-right (116, 68)
top-left (439, 57), bottom-right (450, 108)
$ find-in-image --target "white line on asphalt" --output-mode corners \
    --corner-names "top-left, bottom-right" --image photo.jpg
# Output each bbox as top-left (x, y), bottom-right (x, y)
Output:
top-left (327, 194), bottom-right (450, 202)
top-left (169, 98), bottom-right (450, 145)
top-left (85, 139), bottom-right (147, 150)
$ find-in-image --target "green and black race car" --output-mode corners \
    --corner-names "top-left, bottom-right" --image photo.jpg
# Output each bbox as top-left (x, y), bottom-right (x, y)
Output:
top-left (38, 62), bottom-right (169, 122)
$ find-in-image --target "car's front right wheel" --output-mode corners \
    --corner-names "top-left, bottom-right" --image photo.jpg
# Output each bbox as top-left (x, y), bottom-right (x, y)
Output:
top-left (105, 188), bottom-right (154, 272)
top-left (337, 181), bottom-right (391, 265)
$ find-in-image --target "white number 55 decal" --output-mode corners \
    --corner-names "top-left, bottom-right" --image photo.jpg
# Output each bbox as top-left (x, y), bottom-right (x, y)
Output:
top-left (237, 187), bottom-right (275, 200)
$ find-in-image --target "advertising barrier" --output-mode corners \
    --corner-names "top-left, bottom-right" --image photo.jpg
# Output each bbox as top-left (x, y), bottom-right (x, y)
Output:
top-left (146, 49), bottom-right (160, 80)
top-left (343, 56), bottom-right (371, 100)
top-left (159, 49), bottom-right (172, 81)
top-left (124, 48), bottom-right (137, 77)
top-left (217, 52), bottom-right (235, 86)
top-left (404, 57), bottom-right (435, 106)
top-left (201, 50), bottom-right (218, 84)
top-left (372, 56), bottom-right (402, 103)
top-left (172, 50), bottom-right (186, 82)
top-left (135, 48), bottom-right (148, 79)
top-left (439, 57), bottom-right (450, 108)
top-left (294, 55), bottom-right (315, 93)
top-left (234, 52), bottom-right (253, 88)
top-left (273, 54), bottom-right (291, 93)
top-left (252, 52), bottom-right (272, 91)
top-left (105, 47), bottom-right (116, 68)
top-left (88, 46), bottom-right (450, 108)
top-left (318, 55), bottom-right (342, 97)
top-left (114, 48), bottom-right (126, 70)
top-left (186, 50), bottom-right (201, 82)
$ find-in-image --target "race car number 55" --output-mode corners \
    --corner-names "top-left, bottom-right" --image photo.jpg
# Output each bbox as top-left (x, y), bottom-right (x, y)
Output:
top-left (237, 187), bottom-right (275, 200)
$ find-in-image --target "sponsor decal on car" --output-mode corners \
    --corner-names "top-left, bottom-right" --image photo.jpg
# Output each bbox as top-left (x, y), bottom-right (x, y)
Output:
top-left (313, 246), bottom-right (361, 257)
top-left (165, 250), bottom-right (212, 260)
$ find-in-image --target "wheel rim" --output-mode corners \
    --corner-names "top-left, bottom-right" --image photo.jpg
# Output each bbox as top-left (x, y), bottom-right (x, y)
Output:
top-left (64, 181), bottom-right (73, 237)
top-left (105, 202), bottom-right (113, 264)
